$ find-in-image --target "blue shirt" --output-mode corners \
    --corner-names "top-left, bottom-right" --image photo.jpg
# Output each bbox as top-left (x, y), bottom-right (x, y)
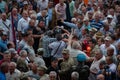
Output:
top-left (0, 39), bottom-right (7, 53)
top-left (90, 20), bottom-right (104, 30)
top-left (0, 71), bottom-right (6, 80)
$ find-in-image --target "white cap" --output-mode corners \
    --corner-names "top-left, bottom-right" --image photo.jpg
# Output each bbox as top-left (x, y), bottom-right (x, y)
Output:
top-left (23, 1), bottom-right (28, 5)
top-left (104, 36), bottom-right (112, 41)
top-left (107, 15), bottom-right (113, 19)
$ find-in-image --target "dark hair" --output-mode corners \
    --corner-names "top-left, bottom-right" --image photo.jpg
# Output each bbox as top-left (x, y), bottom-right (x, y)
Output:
top-left (55, 34), bottom-right (62, 41)
top-left (89, 39), bottom-right (97, 44)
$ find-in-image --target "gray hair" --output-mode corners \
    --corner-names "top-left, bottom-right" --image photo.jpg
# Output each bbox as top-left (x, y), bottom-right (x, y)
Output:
top-left (71, 71), bottom-right (79, 80)
top-left (19, 50), bottom-right (27, 56)
top-left (49, 71), bottom-right (57, 78)
top-left (9, 62), bottom-right (17, 67)
top-left (71, 41), bottom-right (81, 50)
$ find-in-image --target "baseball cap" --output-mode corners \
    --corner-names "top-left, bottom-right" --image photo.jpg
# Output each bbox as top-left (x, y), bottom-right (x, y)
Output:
top-left (23, 1), bottom-right (28, 5)
top-left (77, 54), bottom-right (86, 62)
top-left (107, 15), bottom-right (113, 19)
top-left (51, 57), bottom-right (58, 62)
top-left (62, 49), bottom-right (69, 54)
top-left (37, 66), bottom-right (47, 71)
top-left (104, 36), bottom-right (112, 41)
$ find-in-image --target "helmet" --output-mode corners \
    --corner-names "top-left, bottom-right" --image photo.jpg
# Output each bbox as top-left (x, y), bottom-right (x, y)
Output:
top-left (77, 54), bottom-right (86, 62)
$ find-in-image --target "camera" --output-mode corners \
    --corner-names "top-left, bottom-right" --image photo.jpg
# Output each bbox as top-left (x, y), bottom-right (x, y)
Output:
top-left (104, 65), bottom-right (109, 69)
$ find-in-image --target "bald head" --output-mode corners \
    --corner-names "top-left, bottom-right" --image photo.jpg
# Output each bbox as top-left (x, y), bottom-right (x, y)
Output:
top-left (97, 74), bottom-right (105, 80)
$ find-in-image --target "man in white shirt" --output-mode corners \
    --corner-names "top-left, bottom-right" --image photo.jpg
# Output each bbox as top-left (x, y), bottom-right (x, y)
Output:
top-left (37, 0), bottom-right (48, 12)
top-left (89, 49), bottom-right (106, 80)
top-left (0, 13), bottom-right (11, 33)
top-left (6, 62), bottom-right (21, 80)
top-left (100, 36), bottom-right (117, 56)
top-left (17, 10), bottom-right (31, 34)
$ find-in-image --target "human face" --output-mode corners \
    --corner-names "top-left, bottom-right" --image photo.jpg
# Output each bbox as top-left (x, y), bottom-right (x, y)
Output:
top-left (9, 64), bottom-right (15, 73)
top-left (2, 13), bottom-right (7, 21)
top-left (51, 60), bottom-right (58, 68)
top-left (38, 21), bottom-right (45, 28)
top-left (4, 54), bottom-right (11, 62)
top-left (95, 52), bottom-right (102, 60)
top-left (62, 53), bottom-right (69, 60)
top-left (104, 40), bottom-right (110, 47)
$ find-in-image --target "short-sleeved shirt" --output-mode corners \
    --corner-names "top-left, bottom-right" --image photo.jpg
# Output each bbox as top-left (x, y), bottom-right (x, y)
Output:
top-left (17, 17), bottom-right (30, 33)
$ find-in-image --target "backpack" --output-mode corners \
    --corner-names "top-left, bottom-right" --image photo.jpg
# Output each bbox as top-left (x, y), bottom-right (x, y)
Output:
top-left (71, 65), bottom-right (90, 80)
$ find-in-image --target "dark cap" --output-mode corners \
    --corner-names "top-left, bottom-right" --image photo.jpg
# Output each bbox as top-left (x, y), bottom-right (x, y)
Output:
top-left (51, 57), bottom-right (58, 62)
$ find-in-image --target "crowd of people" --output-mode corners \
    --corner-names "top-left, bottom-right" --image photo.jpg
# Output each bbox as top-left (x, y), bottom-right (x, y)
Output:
top-left (0, 0), bottom-right (120, 80)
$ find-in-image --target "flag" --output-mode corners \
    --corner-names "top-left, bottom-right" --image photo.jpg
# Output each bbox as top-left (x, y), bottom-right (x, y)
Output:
top-left (84, 0), bottom-right (89, 6)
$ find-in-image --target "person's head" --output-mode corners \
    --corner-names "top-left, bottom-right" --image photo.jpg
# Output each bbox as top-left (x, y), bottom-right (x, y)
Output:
top-left (29, 19), bottom-right (35, 27)
top-left (59, 0), bottom-right (64, 4)
top-left (104, 36), bottom-right (111, 47)
top-left (19, 50), bottom-right (27, 58)
top-left (22, 10), bottom-right (28, 20)
top-left (1, 13), bottom-right (7, 21)
top-left (103, 22), bottom-right (110, 31)
top-left (22, 32), bottom-right (29, 41)
top-left (41, 9), bottom-right (47, 17)
top-left (81, 6), bottom-right (87, 14)
top-left (117, 42), bottom-right (120, 51)
top-left (83, 17), bottom-right (89, 25)
top-left (38, 66), bottom-right (47, 76)
top-left (38, 20), bottom-right (45, 28)
top-left (3, 51), bottom-right (11, 62)
top-left (109, 8), bottom-right (115, 16)
top-left (95, 49), bottom-right (103, 60)
top-left (62, 49), bottom-right (70, 60)
top-left (77, 54), bottom-right (86, 62)
top-left (99, 60), bottom-right (106, 69)
top-left (107, 15), bottom-right (113, 23)
top-left (88, 39), bottom-right (97, 48)
top-left (28, 10), bottom-right (36, 17)
top-left (93, 3), bottom-right (98, 11)
top-left (98, 0), bottom-right (103, 8)
top-left (96, 74), bottom-right (105, 80)
top-left (107, 47), bottom-right (114, 56)
top-left (106, 56), bottom-right (114, 65)
top-left (7, 41), bottom-right (15, 49)
top-left (94, 13), bottom-right (100, 21)
top-left (71, 71), bottom-right (79, 80)
top-left (55, 34), bottom-right (62, 41)
top-left (12, 7), bottom-right (18, 15)
top-left (28, 4), bottom-right (33, 10)
top-left (0, 62), bottom-right (9, 73)
top-left (71, 41), bottom-right (82, 50)
top-left (51, 57), bottom-right (58, 68)
top-left (31, 63), bottom-right (38, 73)
top-left (9, 62), bottom-right (17, 74)
top-left (9, 48), bottom-right (17, 58)
top-left (77, 21), bottom-right (83, 28)
top-left (23, 1), bottom-right (28, 9)
top-left (1, 32), bottom-right (8, 41)
top-left (37, 48), bottom-right (44, 56)
top-left (48, 1), bottom-right (54, 8)
top-left (27, 38), bottom-right (34, 46)
top-left (30, 14), bottom-right (37, 21)
top-left (49, 71), bottom-right (57, 80)
top-left (81, 28), bottom-right (88, 35)
top-left (88, 11), bottom-right (94, 19)
top-left (97, 38), bottom-right (104, 46)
